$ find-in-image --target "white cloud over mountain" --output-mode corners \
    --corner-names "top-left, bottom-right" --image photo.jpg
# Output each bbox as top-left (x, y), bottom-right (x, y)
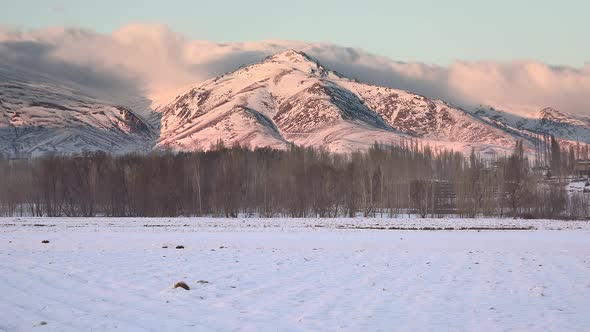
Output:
top-left (1, 23), bottom-right (588, 114)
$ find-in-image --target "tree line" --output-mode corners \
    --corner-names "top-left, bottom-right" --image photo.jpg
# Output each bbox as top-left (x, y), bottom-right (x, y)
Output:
top-left (0, 139), bottom-right (588, 219)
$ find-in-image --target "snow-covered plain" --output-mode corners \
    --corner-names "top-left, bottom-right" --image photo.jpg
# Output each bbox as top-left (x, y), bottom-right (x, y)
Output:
top-left (1, 218), bottom-right (589, 331)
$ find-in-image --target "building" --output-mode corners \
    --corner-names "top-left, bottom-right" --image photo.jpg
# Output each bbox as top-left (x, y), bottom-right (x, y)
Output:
top-left (574, 160), bottom-right (590, 177)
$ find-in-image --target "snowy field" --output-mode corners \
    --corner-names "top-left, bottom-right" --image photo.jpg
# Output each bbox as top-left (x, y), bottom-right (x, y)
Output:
top-left (1, 218), bottom-right (590, 331)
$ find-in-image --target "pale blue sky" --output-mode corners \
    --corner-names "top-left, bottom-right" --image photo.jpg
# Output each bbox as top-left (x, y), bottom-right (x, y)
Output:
top-left (1, 0), bottom-right (588, 66)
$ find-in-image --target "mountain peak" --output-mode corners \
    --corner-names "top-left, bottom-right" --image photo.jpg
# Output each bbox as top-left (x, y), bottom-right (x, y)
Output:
top-left (540, 107), bottom-right (567, 121)
top-left (259, 49), bottom-right (329, 78)
top-left (268, 49), bottom-right (315, 63)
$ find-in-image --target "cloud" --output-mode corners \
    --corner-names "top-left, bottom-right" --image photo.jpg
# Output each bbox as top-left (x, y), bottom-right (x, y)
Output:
top-left (0, 27), bottom-right (141, 99)
top-left (1, 23), bottom-right (588, 115)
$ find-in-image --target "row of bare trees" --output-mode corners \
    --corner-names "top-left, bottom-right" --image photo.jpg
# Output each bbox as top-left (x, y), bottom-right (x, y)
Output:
top-left (0, 141), bottom-right (587, 219)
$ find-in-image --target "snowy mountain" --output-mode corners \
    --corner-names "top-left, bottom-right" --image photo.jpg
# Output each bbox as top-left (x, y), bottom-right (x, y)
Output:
top-left (156, 50), bottom-right (524, 155)
top-left (472, 105), bottom-right (590, 149)
top-left (0, 66), bottom-right (157, 157)
top-left (2, 49), bottom-right (589, 157)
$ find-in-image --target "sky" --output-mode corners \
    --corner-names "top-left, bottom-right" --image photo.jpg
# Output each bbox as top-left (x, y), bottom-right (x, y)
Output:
top-left (0, 0), bottom-right (588, 67)
top-left (0, 1), bottom-right (589, 115)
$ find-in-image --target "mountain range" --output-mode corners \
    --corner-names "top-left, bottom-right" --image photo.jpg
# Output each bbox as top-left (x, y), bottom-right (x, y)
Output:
top-left (1, 50), bottom-right (589, 158)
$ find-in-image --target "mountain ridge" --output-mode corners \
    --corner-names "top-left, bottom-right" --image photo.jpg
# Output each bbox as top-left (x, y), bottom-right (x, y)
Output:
top-left (1, 49), bottom-right (589, 157)
top-left (156, 50), bottom-right (521, 155)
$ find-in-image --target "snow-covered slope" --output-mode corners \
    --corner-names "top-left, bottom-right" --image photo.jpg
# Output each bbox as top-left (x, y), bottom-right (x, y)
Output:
top-left (157, 51), bottom-right (394, 152)
top-left (0, 66), bottom-right (157, 157)
top-left (472, 105), bottom-right (590, 150)
top-left (157, 51), bottom-right (523, 154)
